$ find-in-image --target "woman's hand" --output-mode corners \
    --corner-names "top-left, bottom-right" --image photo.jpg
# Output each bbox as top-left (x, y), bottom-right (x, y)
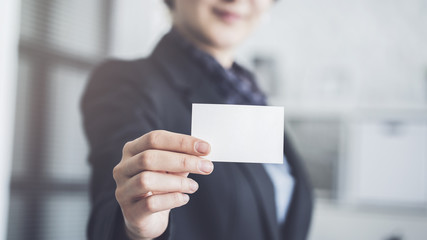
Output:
top-left (113, 130), bottom-right (214, 240)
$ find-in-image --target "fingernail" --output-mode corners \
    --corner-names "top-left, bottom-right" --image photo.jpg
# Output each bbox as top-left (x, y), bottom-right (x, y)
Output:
top-left (189, 179), bottom-right (199, 192)
top-left (182, 194), bottom-right (190, 203)
top-left (195, 141), bottom-right (210, 154)
top-left (198, 160), bottom-right (213, 173)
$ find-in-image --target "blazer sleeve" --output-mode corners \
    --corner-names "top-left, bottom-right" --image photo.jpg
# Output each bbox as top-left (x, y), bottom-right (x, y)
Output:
top-left (80, 60), bottom-right (169, 240)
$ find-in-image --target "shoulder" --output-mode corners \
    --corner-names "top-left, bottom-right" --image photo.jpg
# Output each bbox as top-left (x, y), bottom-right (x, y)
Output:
top-left (82, 57), bottom-right (167, 100)
top-left (87, 58), bottom-right (157, 89)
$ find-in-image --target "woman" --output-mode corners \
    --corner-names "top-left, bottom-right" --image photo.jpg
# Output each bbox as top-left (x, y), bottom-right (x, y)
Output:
top-left (81, 0), bottom-right (313, 239)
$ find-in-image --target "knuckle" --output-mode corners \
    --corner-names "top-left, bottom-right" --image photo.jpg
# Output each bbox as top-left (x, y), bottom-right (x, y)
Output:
top-left (179, 155), bottom-right (195, 171)
top-left (147, 130), bottom-right (163, 148)
top-left (115, 188), bottom-right (123, 203)
top-left (122, 141), bottom-right (133, 154)
top-left (145, 197), bottom-right (158, 212)
top-left (112, 165), bottom-right (121, 180)
top-left (179, 136), bottom-right (186, 151)
top-left (179, 155), bottom-right (190, 170)
top-left (179, 177), bottom-right (190, 192)
top-left (179, 177), bottom-right (187, 191)
top-left (139, 172), bottom-right (151, 191)
top-left (172, 192), bottom-right (183, 204)
top-left (139, 151), bottom-right (155, 170)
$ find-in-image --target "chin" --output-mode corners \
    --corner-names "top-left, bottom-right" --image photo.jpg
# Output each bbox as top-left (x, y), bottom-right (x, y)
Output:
top-left (206, 25), bottom-right (250, 49)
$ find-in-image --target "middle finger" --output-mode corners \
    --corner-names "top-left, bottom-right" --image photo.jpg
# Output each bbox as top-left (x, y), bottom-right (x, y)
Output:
top-left (125, 149), bottom-right (214, 177)
top-left (124, 171), bottom-right (199, 201)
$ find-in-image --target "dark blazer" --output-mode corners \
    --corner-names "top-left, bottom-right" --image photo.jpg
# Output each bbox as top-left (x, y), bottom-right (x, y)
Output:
top-left (81, 31), bottom-right (313, 240)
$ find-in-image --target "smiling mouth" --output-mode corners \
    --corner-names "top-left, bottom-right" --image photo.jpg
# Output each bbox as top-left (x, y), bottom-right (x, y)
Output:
top-left (212, 8), bottom-right (243, 24)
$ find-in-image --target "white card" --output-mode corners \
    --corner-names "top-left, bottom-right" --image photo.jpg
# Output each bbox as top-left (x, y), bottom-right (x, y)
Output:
top-left (191, 104), bottom-right (284, 164)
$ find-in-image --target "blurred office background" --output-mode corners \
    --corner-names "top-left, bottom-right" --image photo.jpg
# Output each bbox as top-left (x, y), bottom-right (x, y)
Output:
top-left (1, 0), bottom-right (426, 239)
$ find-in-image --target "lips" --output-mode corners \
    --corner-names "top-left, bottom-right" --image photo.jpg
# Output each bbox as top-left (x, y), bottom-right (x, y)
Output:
top-left (212, 8), bottom-right (243, 24)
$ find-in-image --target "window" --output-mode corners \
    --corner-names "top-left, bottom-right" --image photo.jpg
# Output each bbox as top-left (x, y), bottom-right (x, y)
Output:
top-left (8, 0), bottom-right (112, 239)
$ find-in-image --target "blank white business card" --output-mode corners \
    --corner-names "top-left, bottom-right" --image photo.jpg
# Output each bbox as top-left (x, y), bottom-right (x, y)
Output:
top-left (191, 104), bottom-right (284, 164)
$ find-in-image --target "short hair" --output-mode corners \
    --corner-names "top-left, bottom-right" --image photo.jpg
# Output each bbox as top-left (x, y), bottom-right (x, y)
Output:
top-left (164, 0), bottom-right (277, 9)
top-left (164, 0), bottom-right (173, 9)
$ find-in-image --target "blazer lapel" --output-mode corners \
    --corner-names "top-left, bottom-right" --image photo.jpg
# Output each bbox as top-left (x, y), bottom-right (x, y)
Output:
top-left (239, 163), bottom-right (280, 240)
top-left (280, 133), bottom-right (313, 240)
top-left (150, 32), bottom-right (224, 106)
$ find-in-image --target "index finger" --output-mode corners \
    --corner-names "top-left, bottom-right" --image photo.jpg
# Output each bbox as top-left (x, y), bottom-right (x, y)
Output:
top-left (125, 150), bottom-right (214, 177)
top-left (124, 130), bottom-right (211, 157)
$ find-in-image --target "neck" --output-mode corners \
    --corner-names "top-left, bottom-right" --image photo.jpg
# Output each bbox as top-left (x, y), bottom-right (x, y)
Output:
top-left (174, 25), bottom-right (234, 69)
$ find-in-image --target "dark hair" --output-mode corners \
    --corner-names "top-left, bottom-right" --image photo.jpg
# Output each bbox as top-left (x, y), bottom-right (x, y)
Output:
top-left (164, 0), bottom-right (277, 9)
top-left (164, 0), bottom-right (173, 9)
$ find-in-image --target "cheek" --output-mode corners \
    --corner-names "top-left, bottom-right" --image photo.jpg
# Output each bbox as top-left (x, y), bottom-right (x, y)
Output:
top-left (186, 1), bottom-right (216, 29)
top-left (252, 0), bottom-right (273, 19)
top-left (175, 0), bottom-right (210, 23)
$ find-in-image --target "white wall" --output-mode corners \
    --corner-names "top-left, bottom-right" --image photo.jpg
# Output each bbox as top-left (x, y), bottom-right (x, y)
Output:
top-left (0, 0), bottom-right (21, 239)
top-left (109, 0), bottom-right (171, 58)
top-left (238, 0), bottom-right (427, 109)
